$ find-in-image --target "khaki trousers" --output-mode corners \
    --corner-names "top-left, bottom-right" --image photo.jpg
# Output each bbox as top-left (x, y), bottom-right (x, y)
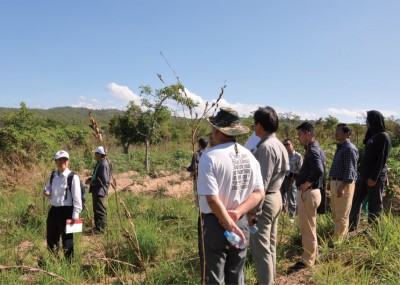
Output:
top-left (250, 191), bottom-right (282, 285)
top-left (330, 180), bottom-right (355, 243)
top-left (296, 188), bottom-right (321, 266)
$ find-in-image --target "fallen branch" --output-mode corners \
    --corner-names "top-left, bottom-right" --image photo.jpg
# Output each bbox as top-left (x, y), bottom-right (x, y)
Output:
top-left (0, 265), bottom-right (73, 285)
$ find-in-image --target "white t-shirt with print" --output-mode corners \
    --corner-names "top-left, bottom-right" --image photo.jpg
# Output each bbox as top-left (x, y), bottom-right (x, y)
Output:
top-left (197, 142), bottom-right (264, 214)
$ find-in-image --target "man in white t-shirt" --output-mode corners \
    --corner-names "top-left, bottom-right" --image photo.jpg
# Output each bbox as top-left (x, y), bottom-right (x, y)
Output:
top-left (197, 107), bottom-right (265, 285)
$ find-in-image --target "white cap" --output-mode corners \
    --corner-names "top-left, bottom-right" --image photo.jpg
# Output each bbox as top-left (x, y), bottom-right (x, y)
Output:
top-left (92, 146), bottom-right (106, 155)
top-left (54, 150), bottom-right (69, 160)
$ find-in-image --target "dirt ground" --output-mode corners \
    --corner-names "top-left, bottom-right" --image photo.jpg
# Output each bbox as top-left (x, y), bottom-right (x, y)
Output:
top-left (111, 170), bottom-right (194, 198)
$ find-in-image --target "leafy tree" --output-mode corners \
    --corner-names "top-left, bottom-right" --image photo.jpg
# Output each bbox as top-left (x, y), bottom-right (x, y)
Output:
top-left (139, 83), bottom-right (196, 173)
top-left (278, 112), bottom-right (301, 141)
top-left (109, 102), bottom-right (142, 154)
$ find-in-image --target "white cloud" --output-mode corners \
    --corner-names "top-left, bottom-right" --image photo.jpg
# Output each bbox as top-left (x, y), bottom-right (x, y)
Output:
top-left (327, 108), bottom-right (365, 119)
top-left (76, 84), bottom-right (399, 124)
top-left (106, 82), bottom-right (141, 106)
top-left (73, 96), bottom-right (124, 110)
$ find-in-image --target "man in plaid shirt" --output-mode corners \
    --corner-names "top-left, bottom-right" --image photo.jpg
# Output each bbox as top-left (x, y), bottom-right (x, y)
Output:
top-left (328, 123), bottom-right (359, 244)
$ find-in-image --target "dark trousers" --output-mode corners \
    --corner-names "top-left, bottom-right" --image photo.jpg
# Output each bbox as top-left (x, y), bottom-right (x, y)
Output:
top-left (349, 176), bottom-right (385, 230)
top-left (46, 206), bottom-right (74, 259)
top-left (92, 193), bottom-right (107, 232)
top-left (198, 214), bottom-right (249, 285)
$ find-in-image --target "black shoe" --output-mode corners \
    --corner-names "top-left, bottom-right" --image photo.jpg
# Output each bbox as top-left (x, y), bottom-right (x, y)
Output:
top-left (287, 261), bottom-right (307, 273)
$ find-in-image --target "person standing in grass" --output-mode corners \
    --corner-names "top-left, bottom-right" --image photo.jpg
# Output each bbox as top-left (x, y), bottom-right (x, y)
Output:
top-left (187, 138), bottom-right (208, 174)
top-left (289, 122), bottom-right (325, 271)
top-left (187, 138), bottom-right (208, 208)
top-left (44, 150), bottom-right (82, 259)
top-left (249, 106), bottom-right (290, 285)
top-left (349, 110), bottom-right (391, 231)
top-left (85, 146), bottom-right (110, 234)
top-left (197, 107), bottom-right (264, 285)
top-left (328, 124), bottom-right (359, 244)
top-left (280, 138), bottom-right (303, 222)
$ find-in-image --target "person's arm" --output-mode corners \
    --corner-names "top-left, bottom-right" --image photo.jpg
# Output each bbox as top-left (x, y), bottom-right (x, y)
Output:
top-left (228, 188), bottom-right (265, 224)
top-left (301, 148), bottom-right (323, 191)
top-left (368, 135), bottom-right (390, 186)
top-left (206, 195), bottom-right (246, 243)
top-left (338, 147), bottom-right (358, 197)
top-left (71, 175), bottom-right (83, 219)
top-left (186, 154), bottom-right (196, 172)
top-left (255, 145), bottom-right (275, 191)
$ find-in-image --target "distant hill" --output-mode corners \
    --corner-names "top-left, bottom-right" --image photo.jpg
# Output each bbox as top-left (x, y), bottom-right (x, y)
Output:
top-left (0, 106), bottom-right (124, 127)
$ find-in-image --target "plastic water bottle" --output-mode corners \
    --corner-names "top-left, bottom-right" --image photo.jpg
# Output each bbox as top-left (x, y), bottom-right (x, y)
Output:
top-left (250, 216), bottom-right (258, 234)
top-left (250, 225), bottom-right (259, 234)
top-left (224, 231), bottom-right (246, 249)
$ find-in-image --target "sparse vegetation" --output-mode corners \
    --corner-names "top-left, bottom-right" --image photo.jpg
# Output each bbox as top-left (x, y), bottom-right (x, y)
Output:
top-left (1, 104), bottom-right (400, 284)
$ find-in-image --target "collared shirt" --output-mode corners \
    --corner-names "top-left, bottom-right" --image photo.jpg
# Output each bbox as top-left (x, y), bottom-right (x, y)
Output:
top-left (286, 150), bottom-right (303, 176)
top-left (296, 140), bottom-right (326, 189)
top-left (329, 140), bottom-right (359, 183)
top-left (255, 133), bottom-right (290, 194)
top-left (45, 168), bottom-right (82, 218)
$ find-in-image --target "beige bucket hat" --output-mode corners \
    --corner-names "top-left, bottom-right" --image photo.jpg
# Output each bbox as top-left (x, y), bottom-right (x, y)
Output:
top-left (207, 107), bottom-right (250, 136)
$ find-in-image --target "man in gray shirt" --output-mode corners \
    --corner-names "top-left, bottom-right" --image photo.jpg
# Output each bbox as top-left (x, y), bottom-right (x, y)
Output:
top-left (249, 106), bottom-right (290, 285)
top-left (280, 139), bottom-right (303, 221)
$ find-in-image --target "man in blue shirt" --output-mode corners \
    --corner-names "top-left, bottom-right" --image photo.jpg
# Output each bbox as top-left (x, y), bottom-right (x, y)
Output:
top-left (328, 124), bottom-right (358, 244)
top-left (289, 122), bottom-right (325, 271)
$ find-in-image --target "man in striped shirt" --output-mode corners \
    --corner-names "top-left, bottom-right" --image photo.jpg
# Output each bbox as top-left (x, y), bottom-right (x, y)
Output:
top-left (328, 124), bottom-right (359, 244)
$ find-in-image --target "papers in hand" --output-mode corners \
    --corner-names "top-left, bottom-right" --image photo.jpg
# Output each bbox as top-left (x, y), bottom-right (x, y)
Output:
top-left (65, 218), bottom-right (84, 234)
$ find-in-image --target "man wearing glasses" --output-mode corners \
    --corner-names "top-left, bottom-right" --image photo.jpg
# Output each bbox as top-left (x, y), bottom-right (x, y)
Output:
top-left (280, 139), bottom-right (303, 222)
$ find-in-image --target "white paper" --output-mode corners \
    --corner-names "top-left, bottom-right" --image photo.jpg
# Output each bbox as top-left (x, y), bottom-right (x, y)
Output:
top-left (65, 218), bottom-right (84, 234)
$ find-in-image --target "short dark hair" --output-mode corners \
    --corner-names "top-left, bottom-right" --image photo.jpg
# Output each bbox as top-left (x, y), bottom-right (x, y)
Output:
top-left (283, 139), bottom-right (292, 145)
top-left (254, 106), bottom-right (279, 133)
top-left (296, 122), bottom-right (315, 136)
top-left (337, 123), bottom-right (351, 135)
top-left (198, 138), bottom-right (208, 149)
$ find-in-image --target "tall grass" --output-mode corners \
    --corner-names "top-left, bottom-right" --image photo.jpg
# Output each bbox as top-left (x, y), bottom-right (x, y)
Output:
top-left (2, 184), bottom-right (400, 284)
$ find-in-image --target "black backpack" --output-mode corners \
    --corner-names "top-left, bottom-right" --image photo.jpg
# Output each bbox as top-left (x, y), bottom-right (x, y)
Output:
top-left (50, 170), bottom-right (86, 205)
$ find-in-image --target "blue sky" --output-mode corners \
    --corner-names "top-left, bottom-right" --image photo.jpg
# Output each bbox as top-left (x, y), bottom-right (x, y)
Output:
top-left (1, 1), bottom-right (399, 123)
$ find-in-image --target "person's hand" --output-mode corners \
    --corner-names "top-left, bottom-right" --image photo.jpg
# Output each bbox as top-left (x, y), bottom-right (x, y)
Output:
top-left (227, 223), bottom-right (246, 247)
top-left (300, 181), bottom-right (312, 192)
top-left (337, 188), bottom-right (345, 198)
top-left (367, 179), bottom-right (377, 187)
top-left (43, 190), bottom-right (50, 197)
top-left (85, 178), bottom-right (91, 185)
top-left (69, 218), bottom-right (76, 225)
top-left (247, 214), bottom-right (257, 226)
top-left (227, 210), bottom-right (242, 222)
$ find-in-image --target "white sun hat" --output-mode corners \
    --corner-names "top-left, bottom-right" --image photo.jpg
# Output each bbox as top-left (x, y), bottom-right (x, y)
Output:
top-left (54, 150), bottom-right (69, 160)
top-left (92, 146), bottom-right (107, 155)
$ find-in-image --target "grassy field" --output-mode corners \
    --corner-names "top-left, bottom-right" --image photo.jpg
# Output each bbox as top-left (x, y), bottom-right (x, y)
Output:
top-left (1, 142), bottom-right (400, 284)
top-left (2, 176), bottom-right (400, 284)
